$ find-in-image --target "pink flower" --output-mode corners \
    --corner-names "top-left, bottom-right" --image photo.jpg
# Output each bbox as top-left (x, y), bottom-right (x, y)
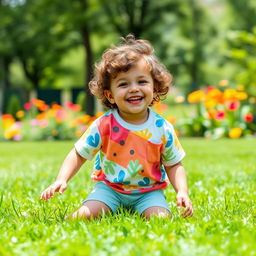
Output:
top-left (215, 110), bottom-right (226, 121)
top-left (39, 119), bottom-right (49, 128)
top-left (64, 102), bottom-right (81, 112)
top-left (24, 102), bottom-right (32, 110)
top-left (30, 119), bottom-right (39, 126)
top-left (13, 134), bottom-right (22, 141)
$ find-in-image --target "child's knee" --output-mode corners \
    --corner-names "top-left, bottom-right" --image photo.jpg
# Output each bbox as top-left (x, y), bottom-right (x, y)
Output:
top-left (141, 206), bottom-right (171, 220)
top-left (66, 201), bottom-right (111, 220)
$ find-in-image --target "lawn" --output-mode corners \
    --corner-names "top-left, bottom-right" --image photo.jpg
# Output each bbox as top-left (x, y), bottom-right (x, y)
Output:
top-left (0, 139), bottom-right (255, 256)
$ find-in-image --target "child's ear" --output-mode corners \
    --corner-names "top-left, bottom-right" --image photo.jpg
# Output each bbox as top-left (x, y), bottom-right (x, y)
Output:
top-left (104, 90), bottom-right (115, 104)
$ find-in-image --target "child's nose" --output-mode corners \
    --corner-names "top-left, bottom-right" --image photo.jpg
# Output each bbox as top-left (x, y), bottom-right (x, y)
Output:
top-left (129, 83), bottom-right (139, 92)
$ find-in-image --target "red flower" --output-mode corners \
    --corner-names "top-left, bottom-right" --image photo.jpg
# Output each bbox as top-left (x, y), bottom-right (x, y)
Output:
top-left (226, 101), bottom-right (240, 111)
top-left (244, 113), bottom-right (253, 122)
top-left (205, 86), bottom-right (216, 93)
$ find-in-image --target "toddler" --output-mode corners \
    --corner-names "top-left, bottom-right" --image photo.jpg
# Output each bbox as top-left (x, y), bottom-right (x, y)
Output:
top-left (40, 35), bottom-right (193, 220)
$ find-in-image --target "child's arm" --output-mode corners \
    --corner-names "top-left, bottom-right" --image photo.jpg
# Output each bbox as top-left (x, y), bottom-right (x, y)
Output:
top-left (40, 148), bottom-right (86, 201)
top-left (165, 162), bottom-right (193, 218)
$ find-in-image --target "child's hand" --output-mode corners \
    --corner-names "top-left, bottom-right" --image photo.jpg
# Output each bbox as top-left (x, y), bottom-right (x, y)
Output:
top-left (176, 191), bottom-right (193, 218)
top-left (40, 180), bottom-right (67, 201)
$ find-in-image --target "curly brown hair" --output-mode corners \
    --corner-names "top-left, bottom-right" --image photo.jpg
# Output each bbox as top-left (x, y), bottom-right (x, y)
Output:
top-left (89, 34), bottom-right (173, 109)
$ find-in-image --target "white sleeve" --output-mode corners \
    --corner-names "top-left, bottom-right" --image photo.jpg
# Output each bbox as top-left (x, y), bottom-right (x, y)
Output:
top-left (161, 122), bottom-right (185, 166)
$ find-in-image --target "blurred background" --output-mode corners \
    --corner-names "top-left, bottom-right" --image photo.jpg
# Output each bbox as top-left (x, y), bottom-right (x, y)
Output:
top-left (0, 0), bottom-right (255, 140)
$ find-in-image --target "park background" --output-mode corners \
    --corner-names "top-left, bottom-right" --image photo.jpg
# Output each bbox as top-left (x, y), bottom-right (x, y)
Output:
top-left (0, 0), bottom-right (255, 255)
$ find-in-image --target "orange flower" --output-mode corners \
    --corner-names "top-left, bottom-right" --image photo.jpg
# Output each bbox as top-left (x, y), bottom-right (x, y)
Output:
top-left (166, 116), bottom-right (177, 124)
top-left (51, 104), bottom-right (62, 110)
top-left (229, 128), bottom-right (242, 139)
top-left (2, 114), bottom-right (15, 129)
top-left (219, 80), bottom-right (229, 87)
top-left (77, 115), bottom-right (91, 124)
top-left (31, 99), bottom-right (46, 108)
top-left (188, 90), bottom-right (205, 103)
top-left (207, 109), bottom-right (216, 119)
top-left (153, 102), bottom-right (168, 113)
top-left (36, 113), bottom-right (47, 120)
top-left (38, 103), bottom-right (49, 112)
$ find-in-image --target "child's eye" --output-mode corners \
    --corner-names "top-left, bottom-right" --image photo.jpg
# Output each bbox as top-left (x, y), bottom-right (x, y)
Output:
top-left (138, 80), bottom-right (147, 84)
top-left (118, 82), bottom-right (128, 87)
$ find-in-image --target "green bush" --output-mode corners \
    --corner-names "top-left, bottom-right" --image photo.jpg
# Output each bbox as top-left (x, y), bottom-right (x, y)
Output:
top-left (76, 92), bottom-right (86, 111)
top-left (6, 95), bottom-right (22, 117)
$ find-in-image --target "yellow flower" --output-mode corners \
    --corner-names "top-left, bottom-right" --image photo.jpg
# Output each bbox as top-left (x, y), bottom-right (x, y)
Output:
top-left (224, 89), bottom-right (247, 101)
top-left (169, 233), bottom-right (176, 242)
top-left (224, 89), bottom-right (237, 101)
top-left (16, 110), bottom-right (24, 119)
top-left (4, 124), bottom-right (20, 139)
top-left (205, 89), bottom-right (224, 108)
top-left (235, 92), bottom-right (247, 101)
top-left (96, 112), bottom-right (104, 118)
top-left (205, 99), bottom-right (217, 109)
top-left (229, 128), bottom-right (242, 139)
top-left (188, 90), bottom-right (205, 103)
top-left (236, 84), bottom-right (244, 91)
top-left (52, 129), bottom-right (58, 136)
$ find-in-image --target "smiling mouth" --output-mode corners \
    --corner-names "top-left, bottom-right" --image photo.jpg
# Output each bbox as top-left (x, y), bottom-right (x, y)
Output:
top-left (127, 96), bottom-right (144, 104)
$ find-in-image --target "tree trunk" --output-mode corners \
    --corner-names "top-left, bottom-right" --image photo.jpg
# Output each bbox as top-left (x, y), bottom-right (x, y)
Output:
top-left (190, 0), bottom-right (200, 92)
top-left (81, 24), bottom-right (95, 116)
top-left (2, 57), bottom-right (11, 89)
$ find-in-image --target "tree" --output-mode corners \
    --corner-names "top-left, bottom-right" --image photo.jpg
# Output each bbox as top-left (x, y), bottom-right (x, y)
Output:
top-left (225, 0), bottom-right (256, 31)
top-left (0, 0), bottom-right (77, 90)
top-left (99, 0), bottom-right (215, 93)
top-left (0, 1), bottom-right (15, 89)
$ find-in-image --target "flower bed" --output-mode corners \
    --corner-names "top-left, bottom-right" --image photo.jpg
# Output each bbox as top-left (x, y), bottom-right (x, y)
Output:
top-left (177, 84), bottom-right (255, 139)
top-left (1, 99), bottom-right (102, 141)
top-left (1, 84), bottom-right (255, 141)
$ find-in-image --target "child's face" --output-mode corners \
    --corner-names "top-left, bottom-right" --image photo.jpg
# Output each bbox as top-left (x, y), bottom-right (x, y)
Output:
top-left (104, 59), bottom-right (155, 124)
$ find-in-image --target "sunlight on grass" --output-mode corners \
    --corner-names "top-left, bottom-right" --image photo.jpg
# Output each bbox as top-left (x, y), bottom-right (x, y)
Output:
top-left (0, 139), bottom-right (255, 255)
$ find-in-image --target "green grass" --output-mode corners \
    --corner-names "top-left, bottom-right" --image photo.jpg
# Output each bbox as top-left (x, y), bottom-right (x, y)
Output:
top-left (0, 139), bottom-right (255, 256)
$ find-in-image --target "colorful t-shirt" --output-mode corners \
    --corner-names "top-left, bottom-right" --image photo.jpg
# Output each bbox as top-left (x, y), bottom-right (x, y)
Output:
top-left (75, 109), bottom-right (185, 194)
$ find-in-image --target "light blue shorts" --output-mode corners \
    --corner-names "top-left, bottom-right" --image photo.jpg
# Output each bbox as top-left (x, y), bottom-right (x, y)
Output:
top-left (83, 182), bottom-right (170, 215)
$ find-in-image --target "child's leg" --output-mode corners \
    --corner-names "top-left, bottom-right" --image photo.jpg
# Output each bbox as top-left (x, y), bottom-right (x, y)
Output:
top-left (65, 200), bottom-right (111, 220)
top-left (141, 206), bottom-right (170, 219)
